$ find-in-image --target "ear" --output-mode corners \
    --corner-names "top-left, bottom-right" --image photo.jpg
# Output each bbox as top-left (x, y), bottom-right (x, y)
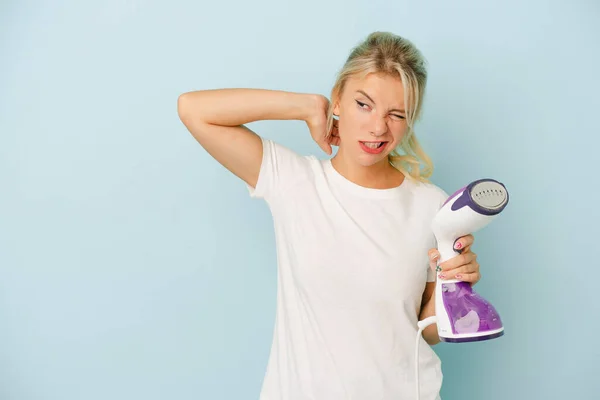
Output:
top-left (333, 101), bottom-right (340, 117)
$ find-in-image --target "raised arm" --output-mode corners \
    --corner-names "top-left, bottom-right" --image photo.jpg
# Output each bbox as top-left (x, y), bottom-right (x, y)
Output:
top-left (176, 88), bottom-right (324, 188)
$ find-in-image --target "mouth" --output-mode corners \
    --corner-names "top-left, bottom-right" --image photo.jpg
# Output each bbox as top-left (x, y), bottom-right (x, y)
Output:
top-left (359, 141), bottom-right (389, 154)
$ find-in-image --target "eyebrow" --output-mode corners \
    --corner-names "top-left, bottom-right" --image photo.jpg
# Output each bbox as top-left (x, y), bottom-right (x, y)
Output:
top-left (356, 90), bottom-right (405, 113)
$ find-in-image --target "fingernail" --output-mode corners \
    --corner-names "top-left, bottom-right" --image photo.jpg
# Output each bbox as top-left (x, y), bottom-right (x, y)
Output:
top-left (439, 274), bottom-right (445, 279)
top-left (456, 274), bottom-right (462, 280)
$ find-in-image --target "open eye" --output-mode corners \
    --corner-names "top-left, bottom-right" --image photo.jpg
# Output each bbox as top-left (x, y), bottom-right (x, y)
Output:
top-left (357, 100), bottom-right (405, 120)
top-left (355, 100), bottom-right (370, 110)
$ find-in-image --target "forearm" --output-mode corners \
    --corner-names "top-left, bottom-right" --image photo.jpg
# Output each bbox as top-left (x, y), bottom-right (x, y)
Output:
top-left (419, 296), bottom-right (441, 345)
top-left (177, 88), bottom-right (318, 126)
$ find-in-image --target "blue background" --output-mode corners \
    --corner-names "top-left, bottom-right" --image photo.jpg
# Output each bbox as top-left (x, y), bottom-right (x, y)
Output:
top-left (1, 0), bottom-right (598, 399)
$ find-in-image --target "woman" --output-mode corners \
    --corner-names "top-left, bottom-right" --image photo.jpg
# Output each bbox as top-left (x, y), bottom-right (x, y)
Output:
top-left (177, 31), bottom-right (480, 400)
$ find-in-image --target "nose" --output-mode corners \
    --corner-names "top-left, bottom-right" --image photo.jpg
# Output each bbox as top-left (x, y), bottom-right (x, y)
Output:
top-left (369, 114), bottom-right (388, 136)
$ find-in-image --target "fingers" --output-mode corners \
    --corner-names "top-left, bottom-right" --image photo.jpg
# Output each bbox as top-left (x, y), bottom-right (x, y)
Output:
top-left (322, 120), bottom-right (339, 153)
top-left (448, 271), bottom-right (480, 285)
top-left (454, 234), bottom-right (474, 252)
top-left (428, 248), bottom-right (440, 272)
top-left (428, 245), bottom-right (480, 284)
top-left (438, 258), bottom-right (480, 283)
top-left (439, 252), bottom-right (477, 272)
top-left (330, 120), bottom-right (340, 146)
top-left (440, 262), bottom-right (480, 278)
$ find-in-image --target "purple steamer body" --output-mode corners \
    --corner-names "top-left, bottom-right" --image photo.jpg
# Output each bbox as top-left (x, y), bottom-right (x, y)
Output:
top-left (440, 282), bottom-right (504, 343)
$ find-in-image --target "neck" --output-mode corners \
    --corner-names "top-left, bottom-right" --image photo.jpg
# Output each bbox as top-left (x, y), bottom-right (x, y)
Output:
top-left (330, 150), bottom-right (404, 189)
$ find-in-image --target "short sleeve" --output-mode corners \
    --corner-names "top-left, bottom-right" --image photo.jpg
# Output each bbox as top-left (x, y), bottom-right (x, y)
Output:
top-left (246, 137), bottom-right (309, 203)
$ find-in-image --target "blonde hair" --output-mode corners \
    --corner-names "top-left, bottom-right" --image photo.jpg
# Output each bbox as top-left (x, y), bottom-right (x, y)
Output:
top-left (326, 31), bottom-right (433, 183)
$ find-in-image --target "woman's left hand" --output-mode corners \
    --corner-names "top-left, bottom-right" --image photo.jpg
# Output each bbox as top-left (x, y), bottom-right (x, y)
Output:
top-left (428, 234), bottom-right (480, 285)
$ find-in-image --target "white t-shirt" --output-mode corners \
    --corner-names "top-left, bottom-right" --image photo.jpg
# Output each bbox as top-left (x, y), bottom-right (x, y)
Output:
top-left (247, 138), bottom-right (449, 400)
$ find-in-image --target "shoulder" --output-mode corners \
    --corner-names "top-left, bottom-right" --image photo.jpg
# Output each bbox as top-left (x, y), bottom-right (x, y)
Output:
top-left (249, 137), bottom-right (319, 201)
top-left (407, 178), bottom-right (449, 208)
top-left (261, 137), bottom-right (319, 177)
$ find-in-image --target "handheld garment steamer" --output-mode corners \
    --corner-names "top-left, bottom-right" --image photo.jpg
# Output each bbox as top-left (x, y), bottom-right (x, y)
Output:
top-left (414, 178), bottom-right (509, 400)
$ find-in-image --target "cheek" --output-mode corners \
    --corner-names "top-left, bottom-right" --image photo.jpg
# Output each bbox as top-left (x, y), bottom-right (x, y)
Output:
top-left (338, 114), bottom-right (362, 139)
top-left (338, 120), bottom-right (355, 141)
top-left (340, 109), bottom-right (369, 133)
top-left (393, 126), bottom-right (408, 142)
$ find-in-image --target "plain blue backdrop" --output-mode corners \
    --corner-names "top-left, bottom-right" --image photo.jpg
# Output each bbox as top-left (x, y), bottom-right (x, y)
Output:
top-left (1, 0), bottom-right (598, 399)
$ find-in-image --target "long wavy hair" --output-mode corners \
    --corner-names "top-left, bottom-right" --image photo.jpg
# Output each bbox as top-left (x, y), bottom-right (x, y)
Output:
top-left (326, 31), bottom-right (433, 183)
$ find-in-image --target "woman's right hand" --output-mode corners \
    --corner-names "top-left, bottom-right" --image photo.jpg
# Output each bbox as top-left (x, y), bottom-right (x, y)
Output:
top-left (305, 94), bottom-right (340, 155)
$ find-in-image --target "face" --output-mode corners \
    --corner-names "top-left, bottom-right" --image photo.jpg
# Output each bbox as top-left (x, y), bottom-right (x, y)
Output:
top-left (332, 72), bottom-right (409, 167)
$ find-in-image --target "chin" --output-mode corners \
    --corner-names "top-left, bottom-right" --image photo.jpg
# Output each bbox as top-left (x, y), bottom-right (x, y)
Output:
top-left (355, 152), bottom-right (390, 167)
